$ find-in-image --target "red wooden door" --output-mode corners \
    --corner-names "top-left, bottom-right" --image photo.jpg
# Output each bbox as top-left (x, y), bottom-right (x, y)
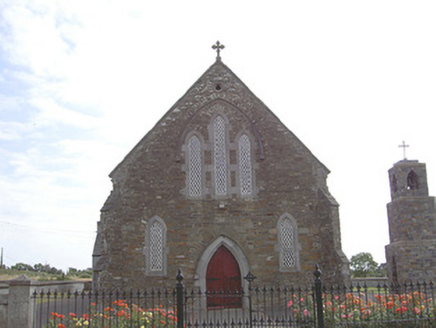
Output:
top-left (206, 246), bottom-right (242, 308)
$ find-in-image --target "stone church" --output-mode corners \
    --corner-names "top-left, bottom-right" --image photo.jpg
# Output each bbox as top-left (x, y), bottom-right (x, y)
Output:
top-left (92, 42), bottom-right (350, 293)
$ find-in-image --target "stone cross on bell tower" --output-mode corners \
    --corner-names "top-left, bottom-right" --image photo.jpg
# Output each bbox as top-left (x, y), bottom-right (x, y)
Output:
top-left (398, 141), bottom-right (409, 160)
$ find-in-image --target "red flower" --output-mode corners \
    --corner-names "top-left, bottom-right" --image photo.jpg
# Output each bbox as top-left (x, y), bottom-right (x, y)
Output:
top-left (395, 307), bottom-right (407, 314)
top-left (51, 312), bottom-right (65, 320)
top-left (113, 299), bottom-right (128, 308)
top-left (58, 324), bottom-right (65, 328)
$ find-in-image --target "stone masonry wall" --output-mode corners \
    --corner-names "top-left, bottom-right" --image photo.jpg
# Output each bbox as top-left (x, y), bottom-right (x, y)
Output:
top-left (386, 241), bottom-right (436, 283)
top-left (386, 160), bottom-right (436, 283)
top-left (94, 60), bottom-right (349, 290)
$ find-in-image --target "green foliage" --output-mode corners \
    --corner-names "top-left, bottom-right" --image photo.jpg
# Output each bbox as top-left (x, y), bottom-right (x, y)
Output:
top-left (67, 267), bottom-right (92, 279)
top-left (350, 252), bottom-right (386, 277)
top-left (10, 262), bottom-right (34, 271)
top-left (1, 263), bottom-right (92, 281)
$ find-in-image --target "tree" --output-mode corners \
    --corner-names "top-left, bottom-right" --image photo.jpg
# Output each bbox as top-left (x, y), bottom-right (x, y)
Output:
top-left (375, 262), bottom-right (387, 277)
top-left (33, 263), bottom-right (44, 272)
top-left (11, 262), bottom-right (34, 271)
top-left (350, 252), bottom-right (380, 277)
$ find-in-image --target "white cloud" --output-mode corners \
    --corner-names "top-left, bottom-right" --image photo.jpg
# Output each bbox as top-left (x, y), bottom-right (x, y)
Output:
top-left (29, 95), bottom-right (99, 129)
top-left (0, 0), bottom-right (436, 270)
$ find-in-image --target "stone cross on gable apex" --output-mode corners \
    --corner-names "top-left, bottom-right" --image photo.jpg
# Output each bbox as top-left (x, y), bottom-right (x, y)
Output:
top-left (212, 41), bottom-right (225, 60)
top-left (399, 141), bottom-right (409, 160)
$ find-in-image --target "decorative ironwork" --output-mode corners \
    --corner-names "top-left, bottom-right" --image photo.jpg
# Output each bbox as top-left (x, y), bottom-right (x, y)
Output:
top-left (33, 267), bottom-right (436, 328)
top-left (244, 271), bottom-right (257, 284)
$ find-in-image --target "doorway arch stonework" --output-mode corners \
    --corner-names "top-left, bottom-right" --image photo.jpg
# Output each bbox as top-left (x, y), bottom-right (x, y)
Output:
top-left (195, 235), bottom-right (250, 308)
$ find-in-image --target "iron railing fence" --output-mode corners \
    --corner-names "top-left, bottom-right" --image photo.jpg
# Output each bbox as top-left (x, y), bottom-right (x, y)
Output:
top-left (33, 288), bottom-right (178, 328)
top-left (32, 268), bottom-right (436, 328)
top-left (183, 285), bottom-right (316, 328)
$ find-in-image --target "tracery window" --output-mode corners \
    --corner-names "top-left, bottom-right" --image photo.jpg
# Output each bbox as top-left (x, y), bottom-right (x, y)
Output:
top-left (213, 115), bottom-right (228, 196)
top-left (145, 216), bottom-right (167, 275)
top-left (188, 135), bottom-right (202, 197)
top-left (278, 214), bottom-right (299, 271)
top-left (238, 134), bottom-right (253, 196)
top-left (181, 109), bottom-right (258, 199)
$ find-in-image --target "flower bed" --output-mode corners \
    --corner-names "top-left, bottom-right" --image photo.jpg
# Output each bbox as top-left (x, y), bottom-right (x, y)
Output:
top-left (284, 289), bottom-right (436, 327)
top-left (48, 300), bottom-right (176, 328)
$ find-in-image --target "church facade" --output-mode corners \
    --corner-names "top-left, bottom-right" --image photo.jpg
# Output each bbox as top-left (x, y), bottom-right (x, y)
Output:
top-left (92, 44), bottom-right (350, 292)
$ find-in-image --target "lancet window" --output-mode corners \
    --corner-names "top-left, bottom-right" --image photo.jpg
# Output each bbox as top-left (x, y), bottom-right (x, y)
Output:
top-left (278, 214), bottom-right (299, 271)
top-left (187, 135), bottom-right (202, 197)
top-left (238, 133), bottom-right (253, 196)
top-left (145, 216), bottom-right (167, 275)
top-left (213, 115), bottom-right (228, 196)
top-left (182, 111), bottom-right (257, 198)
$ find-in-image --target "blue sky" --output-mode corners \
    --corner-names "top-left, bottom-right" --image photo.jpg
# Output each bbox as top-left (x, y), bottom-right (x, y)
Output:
top-left (1, 0), bottom-right (436, 271)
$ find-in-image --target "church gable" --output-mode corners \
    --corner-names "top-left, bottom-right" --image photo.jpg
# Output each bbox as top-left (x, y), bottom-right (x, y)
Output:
top-left (93, 44), bottom-right (349, 290)
top-left (110, 58), bottom-right (327, 188)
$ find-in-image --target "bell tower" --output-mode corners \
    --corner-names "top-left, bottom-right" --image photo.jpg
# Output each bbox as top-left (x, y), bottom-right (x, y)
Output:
top-left (385, 158), bottom-right (436, 283)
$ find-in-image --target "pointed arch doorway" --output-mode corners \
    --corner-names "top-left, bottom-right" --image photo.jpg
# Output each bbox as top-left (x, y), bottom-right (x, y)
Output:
top-left (206, 245), bottom-right (242, 309)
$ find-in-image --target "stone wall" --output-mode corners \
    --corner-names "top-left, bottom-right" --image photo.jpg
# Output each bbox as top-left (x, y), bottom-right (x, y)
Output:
top-left (0, 277), bottom-right (90, 328)
top-left (386, 241), bottom-right (436, 283)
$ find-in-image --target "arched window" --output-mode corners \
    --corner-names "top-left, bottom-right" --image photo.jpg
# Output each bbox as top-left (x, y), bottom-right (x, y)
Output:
top-left (213, 115), bottom-right (228, 195)
top-left (238, 134), bottom-right (253, 196)
top-left (145, 216), bottom-right (167, 275)
top-left (278, 214), bottom-right (300, 271)
top-left (188, 135), bottom-right (202, 197)
top-left (407, 170), bottom-right (419, 190)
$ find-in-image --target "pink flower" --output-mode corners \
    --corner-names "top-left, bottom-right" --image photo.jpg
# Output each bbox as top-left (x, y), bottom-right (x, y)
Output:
top-left (287, 300), bottom-right (293, 308)
top-left (303, 309), bottom-right (309, 317)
